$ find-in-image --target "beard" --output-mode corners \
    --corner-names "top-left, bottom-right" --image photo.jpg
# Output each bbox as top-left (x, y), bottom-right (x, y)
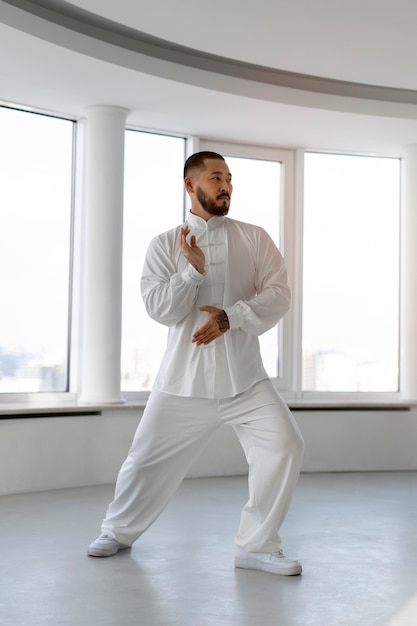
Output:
top-left (196, 186), bottom-right (230, 216)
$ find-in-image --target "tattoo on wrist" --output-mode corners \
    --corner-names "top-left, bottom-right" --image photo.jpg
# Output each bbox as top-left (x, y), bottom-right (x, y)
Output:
top-left (216, 310), bottom-right (230, 333)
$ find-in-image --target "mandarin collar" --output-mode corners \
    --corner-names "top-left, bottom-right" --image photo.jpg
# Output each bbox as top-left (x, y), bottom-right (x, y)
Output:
top-left (186, 211), bottom-right (225, 231)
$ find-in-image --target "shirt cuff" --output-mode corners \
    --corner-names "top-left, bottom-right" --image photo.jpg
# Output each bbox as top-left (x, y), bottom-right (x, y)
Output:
top-left (224, 304), bottom-right (244, 330)
top-left (181, 263), bottom-right (205, 283)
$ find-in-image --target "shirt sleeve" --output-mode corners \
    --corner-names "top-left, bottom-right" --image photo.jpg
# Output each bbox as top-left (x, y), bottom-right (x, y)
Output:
top-left (224, 228), bottom-right (291, 336)
top-left (140, 233), bottom-right (205, 326)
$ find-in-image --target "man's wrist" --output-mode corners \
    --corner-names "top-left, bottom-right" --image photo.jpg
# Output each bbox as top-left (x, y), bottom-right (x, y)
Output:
top-left (188, 259), bottom-right (204, 274)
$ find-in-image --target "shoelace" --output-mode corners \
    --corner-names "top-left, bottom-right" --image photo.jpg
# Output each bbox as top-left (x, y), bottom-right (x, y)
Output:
top-left (270, 549), bottom-right (285, 559)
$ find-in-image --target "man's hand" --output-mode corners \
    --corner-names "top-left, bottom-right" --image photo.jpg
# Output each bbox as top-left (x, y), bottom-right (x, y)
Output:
top-left (192, 306), bottom-right (230, 346)
top-left (179, 226), bottom-right (205, 274)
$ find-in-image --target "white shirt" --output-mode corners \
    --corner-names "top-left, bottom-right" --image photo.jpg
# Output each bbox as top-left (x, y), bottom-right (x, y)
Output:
top-left (141, 212), bottom-right (291, 398)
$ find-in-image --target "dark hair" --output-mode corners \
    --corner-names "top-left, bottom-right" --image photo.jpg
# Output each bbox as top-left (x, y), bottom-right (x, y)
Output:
top-left (183, 151), bottom-right (225, 178)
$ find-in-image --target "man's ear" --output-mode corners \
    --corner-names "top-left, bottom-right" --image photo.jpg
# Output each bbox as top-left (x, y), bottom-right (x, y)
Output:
top-left (184, 176), bottom-right (194, 193)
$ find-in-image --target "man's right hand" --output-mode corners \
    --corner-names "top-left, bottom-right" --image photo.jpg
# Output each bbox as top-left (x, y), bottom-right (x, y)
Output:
top-left (179, 226), bottom-right (205, 274)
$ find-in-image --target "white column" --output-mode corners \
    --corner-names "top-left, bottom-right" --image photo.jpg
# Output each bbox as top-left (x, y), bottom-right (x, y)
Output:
top-left (78, 105), bottom-right (129, 403)
top-left (400, 146), bottom-right (417, 401)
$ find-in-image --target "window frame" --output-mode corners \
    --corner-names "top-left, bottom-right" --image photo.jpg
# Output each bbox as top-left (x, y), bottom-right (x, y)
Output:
top-left (294, 148), bottom-right (402, 406)
top-left (200, 139), bottom-right (296, 394)
top-left (0, 105), bottom-right (77, 406)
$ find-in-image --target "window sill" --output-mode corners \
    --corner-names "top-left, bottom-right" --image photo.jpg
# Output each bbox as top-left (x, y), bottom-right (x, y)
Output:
top-left (0, 397), bottom-right (413, 418)
top-left (0, 399), bottom-right (140, 418)
top-left (288, 401), bottom-right (412, 411)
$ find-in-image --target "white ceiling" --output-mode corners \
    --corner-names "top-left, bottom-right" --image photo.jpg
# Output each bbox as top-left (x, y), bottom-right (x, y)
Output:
top-left (68, 0), bottom-right (417, 90)
top-left (2, 0), bottom-right (417, 154)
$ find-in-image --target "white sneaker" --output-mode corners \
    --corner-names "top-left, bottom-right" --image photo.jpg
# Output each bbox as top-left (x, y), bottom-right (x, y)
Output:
top-left (234, 545), bottom-right (302, 576)
top-left (87, 533), bottom-right (130, 557)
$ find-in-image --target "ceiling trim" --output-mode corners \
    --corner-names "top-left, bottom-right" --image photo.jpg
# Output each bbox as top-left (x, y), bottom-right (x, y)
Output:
top-left (4, 0), bottom-right (417, 107)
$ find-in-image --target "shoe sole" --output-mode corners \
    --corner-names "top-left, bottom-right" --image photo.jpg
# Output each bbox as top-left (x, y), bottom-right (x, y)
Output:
top-left (87, 545), bottom-right (130, 558)
top-left (235, 558), bottom-right (302, 576)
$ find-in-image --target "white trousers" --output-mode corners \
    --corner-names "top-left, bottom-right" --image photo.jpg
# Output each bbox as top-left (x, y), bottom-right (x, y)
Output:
top-left (101, 379), bottom-right (304, 553)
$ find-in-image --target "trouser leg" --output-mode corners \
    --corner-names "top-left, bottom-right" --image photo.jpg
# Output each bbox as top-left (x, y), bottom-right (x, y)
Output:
top-left (101, 391), bottom-right (218, 545)
top-left (228, 380), bottom-right (304, 553)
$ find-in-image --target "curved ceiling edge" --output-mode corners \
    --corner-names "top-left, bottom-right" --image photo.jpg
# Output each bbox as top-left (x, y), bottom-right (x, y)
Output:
top-left (3, 0), bottom-right (417, 116)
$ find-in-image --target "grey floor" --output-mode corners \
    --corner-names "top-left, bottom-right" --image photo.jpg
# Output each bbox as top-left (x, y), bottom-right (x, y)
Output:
top-left (1, 472), bottom-right (417, 626)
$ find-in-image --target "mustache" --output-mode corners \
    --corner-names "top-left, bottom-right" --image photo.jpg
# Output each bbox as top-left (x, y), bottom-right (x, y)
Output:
top-left (217, 193), bottom-right (231, 200)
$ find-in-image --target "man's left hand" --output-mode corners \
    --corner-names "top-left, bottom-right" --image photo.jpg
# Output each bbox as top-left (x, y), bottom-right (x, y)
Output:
top-left (192, 306), bottom-right (230, 346)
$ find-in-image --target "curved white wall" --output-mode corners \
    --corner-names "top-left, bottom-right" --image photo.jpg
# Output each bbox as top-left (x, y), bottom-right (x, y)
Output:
top-left (0, 406), bottom-right (416, 496)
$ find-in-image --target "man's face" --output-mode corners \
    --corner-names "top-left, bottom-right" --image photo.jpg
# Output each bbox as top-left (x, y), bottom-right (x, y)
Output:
top-left (194, 159), bottom-right (233, 217)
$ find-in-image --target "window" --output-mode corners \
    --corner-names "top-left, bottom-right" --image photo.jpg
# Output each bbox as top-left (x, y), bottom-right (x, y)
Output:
top-left (197, 141), bottom-right (296, 388)
top-left (218, 155), bottom-right (282, 377)
top-left (121, 130), bottom-right (185, 391)
top-left (302, 152), bottom-right (400, 393)
top-left (0, 103), bottom-right (403, 405)
top-left (198, 141), bottom-right (295, 388)
top-left (0, 106), bottom-right (74, 393)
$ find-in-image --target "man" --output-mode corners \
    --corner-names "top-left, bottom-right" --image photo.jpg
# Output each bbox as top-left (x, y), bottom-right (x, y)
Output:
top-left (88, 151), bottom-right (305, 575)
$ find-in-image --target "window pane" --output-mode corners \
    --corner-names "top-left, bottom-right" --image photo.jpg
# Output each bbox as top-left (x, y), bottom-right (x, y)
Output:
top-left (302, 152), bottom-right (400, 392)
top-left (121, 131), bottom-right (185, 391)
top-left (0, 107), bottom-right (73, 393)
top-left (222, 156), bottom-right (282, 378)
